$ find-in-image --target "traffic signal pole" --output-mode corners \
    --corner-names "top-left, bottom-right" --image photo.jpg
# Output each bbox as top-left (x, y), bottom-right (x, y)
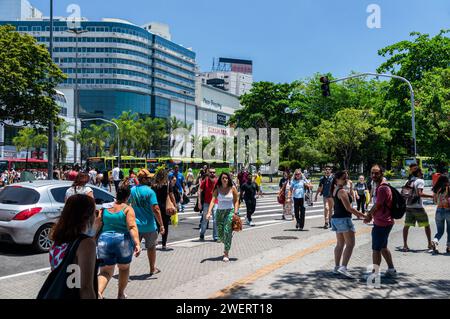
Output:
top-left (327, 72), bottom-right (417, 158)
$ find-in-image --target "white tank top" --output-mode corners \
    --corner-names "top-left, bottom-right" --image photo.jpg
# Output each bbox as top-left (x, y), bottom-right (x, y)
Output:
top-left (217, 188), bottom-right (234, 210)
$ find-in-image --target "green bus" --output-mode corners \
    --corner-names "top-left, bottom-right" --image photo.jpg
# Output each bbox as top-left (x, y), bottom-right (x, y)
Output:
top-left (86, 156), bottom-right (147, 176)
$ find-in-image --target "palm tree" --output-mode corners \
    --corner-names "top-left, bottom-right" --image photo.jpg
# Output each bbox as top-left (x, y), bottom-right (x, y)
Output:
top-left (13, 128), bottom-right (48, 169)
top-left (55, 121), bottom-right (72, 164)
top-left (89, 124), bottom-right (109, 157)
top-left (72, 128), bottom-right (93, 166)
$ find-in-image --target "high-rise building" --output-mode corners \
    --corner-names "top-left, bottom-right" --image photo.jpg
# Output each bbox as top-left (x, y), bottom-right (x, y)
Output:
top-left (200, 58), bottom-right (253, 96)
top-left (0, 18), bottom-right (196, 122)
top-left (0, 0), bottom-right (42, 21)
top-left (0, 1), bottom-right (197, 158)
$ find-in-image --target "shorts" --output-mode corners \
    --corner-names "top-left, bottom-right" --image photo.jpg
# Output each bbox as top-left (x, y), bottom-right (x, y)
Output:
top-left (139, 231), bottom-right (158, 249)
top-left (331, 218), bottom-right (355, 233)
top-left (405, 208), bottom-right (430, 227)
top-left (372, 225), bottom-right (393, 251)
top-left (97, 232), bottom-right (134, 266)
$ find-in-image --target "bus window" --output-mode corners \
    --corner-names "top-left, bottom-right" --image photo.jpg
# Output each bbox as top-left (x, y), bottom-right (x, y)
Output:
top-left (0, 161), bottom-right (8, 173)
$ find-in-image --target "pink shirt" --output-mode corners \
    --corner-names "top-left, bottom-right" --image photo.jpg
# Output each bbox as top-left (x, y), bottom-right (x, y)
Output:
top-left (374, 183), bottom-right (395, 227)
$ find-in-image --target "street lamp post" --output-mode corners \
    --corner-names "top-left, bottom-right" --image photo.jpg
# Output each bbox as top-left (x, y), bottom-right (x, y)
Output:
top-left (80, 118), bottom-right (120, 168)
top-left (67, 28), bottom-right (88, 164)
top-left (47, 0), bottom-right (54, 180)
top-left (329, 72), bottom-right (417, 158)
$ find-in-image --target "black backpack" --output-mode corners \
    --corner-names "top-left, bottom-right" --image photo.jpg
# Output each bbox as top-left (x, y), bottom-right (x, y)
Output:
top-left (385, 185), bottom-right (407, 220)
top-left (119, 170), bottom-right (124, 180)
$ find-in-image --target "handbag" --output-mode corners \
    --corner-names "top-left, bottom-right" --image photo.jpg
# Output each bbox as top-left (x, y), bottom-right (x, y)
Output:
top-left (165, 182), bottom-right (177, 216)
top-left (232, 213), bottom-right (243, 232)
top-left (182, 193), bottom-right (190, 205)
top-left (37, 235), bottom-right (98, 299)
top-left (277, 183), bottom-right (286, 205)
top-left (170, 212), bottom-right (179, 227)
top-left (194, 196), bottom-right (201, 212)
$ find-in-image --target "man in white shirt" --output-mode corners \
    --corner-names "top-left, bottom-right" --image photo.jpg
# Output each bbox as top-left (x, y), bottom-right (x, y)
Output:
top-left (112, 166), bottom-right (121, 194)
top-left (402, 167), bottom-right (434, 252)
top-left (88, 167), bottom-right (97, 185)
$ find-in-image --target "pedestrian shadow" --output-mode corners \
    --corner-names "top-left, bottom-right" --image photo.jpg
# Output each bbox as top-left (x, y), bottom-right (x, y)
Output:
top-left (0, 243), bottom-right (44, 256)
top-left (200, 256), bottom-right (238, 263)
top-left (284, 229), bottom-right (310, 232)
top-left (217, 267), bottom-right (450, 299)
top-left (158, 247), bottom-right (174, 252)
top-left (112, 273), bottom-right (158, 281)
top-left (394, 247), bottom-right (429, 254)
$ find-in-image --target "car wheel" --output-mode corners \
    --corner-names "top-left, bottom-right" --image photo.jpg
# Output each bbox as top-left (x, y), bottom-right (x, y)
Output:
top-left (33, 224), bottom-right (54, 253)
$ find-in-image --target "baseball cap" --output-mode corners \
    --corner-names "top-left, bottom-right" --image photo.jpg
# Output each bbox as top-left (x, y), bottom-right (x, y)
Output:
top-left (137, 169), bottom-right (153, 179)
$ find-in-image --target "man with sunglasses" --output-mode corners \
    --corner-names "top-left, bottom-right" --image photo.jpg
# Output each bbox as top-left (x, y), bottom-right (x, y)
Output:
top-left (315, 166), bottom-right (334, 229)
top-left (198, 169), bottom-right (218, 241)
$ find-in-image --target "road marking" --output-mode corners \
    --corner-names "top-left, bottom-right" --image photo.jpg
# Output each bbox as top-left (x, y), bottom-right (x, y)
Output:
top-left (170, 214), bottom-right (325, 247)
top-left (184, 209), bottom-right (324, 220)
top-left (209, 226), bottom-right (373, 299)
top-left (0, 267), bottom-right (50, 282)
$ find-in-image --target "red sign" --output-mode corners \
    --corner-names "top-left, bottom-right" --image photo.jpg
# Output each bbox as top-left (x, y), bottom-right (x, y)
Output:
top-left (208, 127), bottom-right (228, 136)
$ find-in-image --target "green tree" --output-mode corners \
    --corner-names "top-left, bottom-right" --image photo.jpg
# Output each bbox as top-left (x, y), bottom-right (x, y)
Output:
top-left (0, 25), bottom-right (66, 126)
top-left (377, 30), bottom-right (450, 166)
top-left (13, 127), bottom-right (48, 168)
top-left (415, 67), bottom-right (450, 161)
top-left (89, 124), bottom-right (109, 157)
top-left (55, 121), bottom-right (71, 163)
top-left (317, 108), bottom-right (391, 171)
top-left (72, 128), bottom-right (93, 166)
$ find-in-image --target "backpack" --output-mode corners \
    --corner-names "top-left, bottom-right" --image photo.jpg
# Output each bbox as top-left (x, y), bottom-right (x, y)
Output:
top-left (401, 178), bottom-right (420, 206)
top-left (119, 170), bottom-right (124, 180)
top-left (385, 185), bottom-right (407, 220)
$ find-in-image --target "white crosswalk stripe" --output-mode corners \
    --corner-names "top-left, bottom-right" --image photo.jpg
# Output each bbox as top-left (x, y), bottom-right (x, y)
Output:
top-left (177, 195), bottom-right (326, 226)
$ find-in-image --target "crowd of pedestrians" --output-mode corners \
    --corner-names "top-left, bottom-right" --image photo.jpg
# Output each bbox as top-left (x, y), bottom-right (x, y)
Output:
top-left (35, 161), bottom-right (449, 299)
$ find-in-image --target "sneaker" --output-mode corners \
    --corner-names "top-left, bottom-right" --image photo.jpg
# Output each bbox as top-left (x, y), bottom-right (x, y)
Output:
top-left (249, 221), bottom-right (255, 227)
top-left (333, 266), bottom-right (340, 274)
top-left (246, 218), bottom-right (251, 226)
top-left (281, 215), bottom-right (286, 220)
top-left (324, 223), bottom-right (329, 229)
top-left (223, 256), bottom-right (230, 262)
top-left (199, 235), bottom-right (205, 241)
top-left (382, 268), bottom-right (398, 278)
top-left (337, 266), bottom-right (354, 279)
top-left (431, 239), bottom-right (439, 254)
top-left (295, 223), bottom-right (299, 229)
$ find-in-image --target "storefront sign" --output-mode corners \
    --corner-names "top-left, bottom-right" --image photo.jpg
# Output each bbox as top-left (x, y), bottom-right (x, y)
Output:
top-left (208, 127), bottom-right (228, 136)
top-left (203, 98), bottom-right (222, 109)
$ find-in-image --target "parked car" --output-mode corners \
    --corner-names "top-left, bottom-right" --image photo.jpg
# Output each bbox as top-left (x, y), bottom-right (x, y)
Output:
top-left (0, 180), bottom-right (115, 252)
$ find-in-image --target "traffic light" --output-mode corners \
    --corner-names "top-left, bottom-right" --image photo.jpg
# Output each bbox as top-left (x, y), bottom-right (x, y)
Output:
top-left (320, 76), bottom-right (331, 97)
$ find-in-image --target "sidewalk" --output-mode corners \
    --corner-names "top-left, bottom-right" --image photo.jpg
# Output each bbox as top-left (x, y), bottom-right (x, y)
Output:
top-left (0, 205), bottom-right (448, 299)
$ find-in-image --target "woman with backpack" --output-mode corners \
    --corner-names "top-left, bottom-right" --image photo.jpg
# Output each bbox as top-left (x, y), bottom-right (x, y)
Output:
top-left (431, 175), bottom-right (450, 254)
top-left (330, 171), bottom-right (366, 278)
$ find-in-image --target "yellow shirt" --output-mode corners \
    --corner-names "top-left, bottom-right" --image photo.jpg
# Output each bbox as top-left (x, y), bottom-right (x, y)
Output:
top-left (255, 175), bottom-right (262, 186)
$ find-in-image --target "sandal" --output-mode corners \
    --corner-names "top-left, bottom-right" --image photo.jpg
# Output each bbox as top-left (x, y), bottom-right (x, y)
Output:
top-left (401, 247), bottom-right (410, 252)
top-left (150, 268), bottom-right (161, 276)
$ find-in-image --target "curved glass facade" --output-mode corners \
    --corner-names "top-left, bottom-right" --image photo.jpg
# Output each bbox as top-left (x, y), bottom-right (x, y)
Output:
top-left (79, 90), bottom-right (151, 119)
top-left (0, 20), bottom-right (197, 120)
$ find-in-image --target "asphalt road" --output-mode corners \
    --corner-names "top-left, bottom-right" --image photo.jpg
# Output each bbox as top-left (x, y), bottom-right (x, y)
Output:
top-left (0, 193), bottom-right (326, 278)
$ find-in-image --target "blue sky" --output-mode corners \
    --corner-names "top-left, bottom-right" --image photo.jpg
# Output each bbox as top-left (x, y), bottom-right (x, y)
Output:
top-left (32, 0), bottom-right (450, 83)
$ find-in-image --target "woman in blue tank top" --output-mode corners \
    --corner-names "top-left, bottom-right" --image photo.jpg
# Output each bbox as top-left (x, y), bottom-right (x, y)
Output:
top-left (97, 180), bottom-right (141, 299)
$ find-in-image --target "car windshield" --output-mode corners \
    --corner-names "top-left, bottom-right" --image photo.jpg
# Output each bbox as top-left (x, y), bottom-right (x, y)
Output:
top-left (0, 187), bottom-right (40, 205)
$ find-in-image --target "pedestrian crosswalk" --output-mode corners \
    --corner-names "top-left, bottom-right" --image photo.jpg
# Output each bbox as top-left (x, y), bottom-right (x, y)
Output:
top-left (178, 194), bottom-right (325, 227)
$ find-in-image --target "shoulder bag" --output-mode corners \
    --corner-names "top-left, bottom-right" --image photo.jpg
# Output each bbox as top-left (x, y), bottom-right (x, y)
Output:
top-left (165, 182), bottom-right (177, 216)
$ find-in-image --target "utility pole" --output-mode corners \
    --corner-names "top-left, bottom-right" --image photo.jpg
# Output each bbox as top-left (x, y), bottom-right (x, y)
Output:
top-left (47, 0), bottom-right (54, 180)
top-left (67, 28), bottom-right (88, 165)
